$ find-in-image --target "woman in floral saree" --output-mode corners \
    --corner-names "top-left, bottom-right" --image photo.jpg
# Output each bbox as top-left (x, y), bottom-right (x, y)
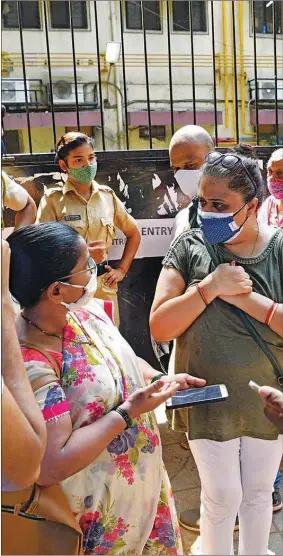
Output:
top-left (8, 222), bottom-right (205, 555)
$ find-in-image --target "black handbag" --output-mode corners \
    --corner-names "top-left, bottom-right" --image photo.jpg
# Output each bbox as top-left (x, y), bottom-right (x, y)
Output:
top-left (204, 240), bottom-right (283, 387)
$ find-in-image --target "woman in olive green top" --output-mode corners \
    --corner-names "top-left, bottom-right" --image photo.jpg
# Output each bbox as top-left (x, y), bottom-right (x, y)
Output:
top-left (150, 152), bottom-right (283, 556)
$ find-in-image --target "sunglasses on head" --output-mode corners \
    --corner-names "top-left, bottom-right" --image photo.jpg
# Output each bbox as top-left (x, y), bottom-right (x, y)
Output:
top-left (205, 152), bottom-right (257, 196)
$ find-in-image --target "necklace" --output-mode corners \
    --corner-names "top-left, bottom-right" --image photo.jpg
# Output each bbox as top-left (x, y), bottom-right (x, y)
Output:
top-left (21, 314), bottom-right (91, 344)
top-left (21, 315), bottom-right (63, 340)
top-left (250, 221), bottom-right (259, 257)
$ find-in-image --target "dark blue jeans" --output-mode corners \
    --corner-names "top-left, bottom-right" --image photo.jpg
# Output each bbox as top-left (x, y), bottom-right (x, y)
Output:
top-left (274, 470), bottom-right (281, 490)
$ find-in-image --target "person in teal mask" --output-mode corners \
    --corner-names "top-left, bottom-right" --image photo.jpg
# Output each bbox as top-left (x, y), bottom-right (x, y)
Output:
top-left (36, 132), bottom-right (141, 326)
top-left (150, 151), bottom-right (283, 556)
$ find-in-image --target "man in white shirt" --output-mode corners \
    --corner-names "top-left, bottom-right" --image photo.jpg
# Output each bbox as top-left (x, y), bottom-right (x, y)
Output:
top-left (169, 125), bottom-right (214, 240)
top-left (2, 171), bottom-right (36, 233)
top-left (2, 171), bottom-right (37, 318)
top-left (155, 127), bottom-right (215, 371)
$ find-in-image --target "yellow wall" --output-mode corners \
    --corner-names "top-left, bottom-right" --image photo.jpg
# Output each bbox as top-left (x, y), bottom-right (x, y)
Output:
top-left (20, 123), bottom-right (217, 153)
top-left (20, 126), bottom-right (66, 153)
top-left (128, 124), bottom-right (215, 150)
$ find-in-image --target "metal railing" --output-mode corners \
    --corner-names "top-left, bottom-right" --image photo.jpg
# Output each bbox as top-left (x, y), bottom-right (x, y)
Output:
top-left (1, 0), bottom-right (283, 154)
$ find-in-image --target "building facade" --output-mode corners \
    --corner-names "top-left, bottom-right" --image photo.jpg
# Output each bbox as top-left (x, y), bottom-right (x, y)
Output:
top-left (2, 0), bottom-right (283, 154)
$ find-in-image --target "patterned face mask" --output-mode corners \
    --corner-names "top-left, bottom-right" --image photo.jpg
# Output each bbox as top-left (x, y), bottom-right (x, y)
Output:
top-left (267, 177), bottom-right (283, 200)
top-left (68, 162), bottom-right (97, 184)
top-left (197, 202), bottom-right (248, 245)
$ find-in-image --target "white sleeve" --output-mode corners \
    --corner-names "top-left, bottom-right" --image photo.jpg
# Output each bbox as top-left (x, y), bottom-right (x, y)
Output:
top-left (3, 172), bottom-right (29, 211)
top-left (171, 208), bottom-right (190, 241)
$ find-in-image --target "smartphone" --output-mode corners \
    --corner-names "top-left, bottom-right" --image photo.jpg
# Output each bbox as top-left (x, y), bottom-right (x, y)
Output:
top-left (249, 380), bottom-right (260, 393)
top-left (166, 384), bottom-right (228, 410)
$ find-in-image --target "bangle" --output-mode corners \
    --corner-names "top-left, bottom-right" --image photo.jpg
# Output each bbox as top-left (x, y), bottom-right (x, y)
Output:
top-left (265, 302), bottom-right (278, 326)
top-left (114, 407), bottom-right (133, 429)
top-left (118, 265), bottom-right (127, 276)
top-left (151, 373), bottom-right (164, 384)
top-left (196, 283), bottom-right (208, 306)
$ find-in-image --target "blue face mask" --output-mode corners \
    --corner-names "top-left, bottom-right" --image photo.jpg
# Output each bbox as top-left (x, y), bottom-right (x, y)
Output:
top-left (198, 202), bottom-right (248, 245)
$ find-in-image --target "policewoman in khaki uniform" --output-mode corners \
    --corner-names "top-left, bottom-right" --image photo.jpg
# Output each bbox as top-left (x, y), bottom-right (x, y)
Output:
top-left (36, 132), bottom-right (141, 326)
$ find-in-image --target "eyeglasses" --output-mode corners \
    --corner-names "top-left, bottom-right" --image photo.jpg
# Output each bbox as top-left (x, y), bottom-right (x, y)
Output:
top-left (57, 257), bottom-right (97, 281)
top-left (205, 152), bottom-right (257, 196)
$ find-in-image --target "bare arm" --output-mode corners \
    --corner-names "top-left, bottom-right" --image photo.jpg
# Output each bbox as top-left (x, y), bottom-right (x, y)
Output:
top-left (137, 356), bottom-right (206, 388)
top-left (3, 173), bottom-right (36, 228)
top-left (104, 195), bottom-right (141, 286)
top-left (2, 382), bottom-right (45, 491)
top-left (150, 263), bottom-right (253, 342)
top-left (14, 194), bottom-right (37, 229)
top-left (39, 409), bottom-right (129, 485)
top-left (220, 292), bottom-right (283, 338)
top-left (2, 299), bottom-right (47, 446)
top-left (1, 240), bottom-right (47, 490)
top-left (119, 222), bottom-right (141, 273)
top-left (37, 379), bottom-right (180, 486)
top-left (150, 267), bottom-right (214, 342)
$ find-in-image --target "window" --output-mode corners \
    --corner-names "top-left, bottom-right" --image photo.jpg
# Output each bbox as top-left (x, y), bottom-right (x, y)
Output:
top-left (4, 130), bottom-right (21, 154)
top-left (50, 1), bottom-right (88, 29)
top-left (172, 1), bottom-right (207, 33)
top-left (125, 1), bottom-right (161, 31)
top-left (253, 1), bottom-right (282, 35)
top-left (1, 1), bottom-right (40, 29)
top-left (139, 126), bottom-right (166, 140)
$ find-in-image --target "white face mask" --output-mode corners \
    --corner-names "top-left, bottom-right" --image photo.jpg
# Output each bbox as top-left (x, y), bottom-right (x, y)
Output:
top-left (174, 169), bottom-right (200, 199)
top-left (60, 272), bottom-right (97, 311)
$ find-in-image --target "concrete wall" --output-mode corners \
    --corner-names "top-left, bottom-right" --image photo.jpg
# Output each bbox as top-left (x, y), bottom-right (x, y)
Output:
top-left (20, 126), bottom-right (65, 153)
top-left (2, 1), bottom-right (283, 151)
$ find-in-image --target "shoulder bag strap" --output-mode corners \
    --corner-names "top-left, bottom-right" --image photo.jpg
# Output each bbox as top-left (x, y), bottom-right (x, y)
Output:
top-left (203, 239), bottom-right (283, 387)
top-left (188, 196), bottom-right (199, 229)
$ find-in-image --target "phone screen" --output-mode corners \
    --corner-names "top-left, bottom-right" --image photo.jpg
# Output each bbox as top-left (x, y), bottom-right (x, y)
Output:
top-left (166, 385), bottom-right (228, 410)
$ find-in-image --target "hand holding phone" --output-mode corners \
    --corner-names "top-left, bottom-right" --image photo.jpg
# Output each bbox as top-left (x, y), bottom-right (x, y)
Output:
top-left (166, 384), bottom-right (228, 410)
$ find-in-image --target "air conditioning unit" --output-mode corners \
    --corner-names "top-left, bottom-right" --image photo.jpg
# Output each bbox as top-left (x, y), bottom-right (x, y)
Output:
top-left (1, 79), bottom-right (30, 104)
top-left (83, 83), bottom-right (98, 107)
top-left (49, 80), bottom-right (84, 104)
top-left (257, 80), bottom-right (283, 102)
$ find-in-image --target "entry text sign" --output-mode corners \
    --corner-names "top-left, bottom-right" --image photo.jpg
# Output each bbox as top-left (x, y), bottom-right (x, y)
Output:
top-left (108, 218), bottom-right (174, 260)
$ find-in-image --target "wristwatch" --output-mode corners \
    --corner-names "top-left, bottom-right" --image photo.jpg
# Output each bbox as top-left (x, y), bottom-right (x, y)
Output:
top-left (115, 407), bottom-right (133, 429)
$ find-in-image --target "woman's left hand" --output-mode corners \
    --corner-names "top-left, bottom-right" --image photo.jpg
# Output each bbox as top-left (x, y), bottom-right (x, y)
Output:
top-left (165, 374), bottom-right (206, 390)
top-left (103, 265), bottom-right (125, 287)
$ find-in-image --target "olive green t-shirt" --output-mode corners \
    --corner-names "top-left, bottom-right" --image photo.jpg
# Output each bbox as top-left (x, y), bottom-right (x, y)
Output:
top-left (163, 228), bottom-right (283, 441)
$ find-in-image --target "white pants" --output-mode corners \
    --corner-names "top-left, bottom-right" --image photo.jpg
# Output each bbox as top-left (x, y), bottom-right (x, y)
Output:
top-left (188, 435), bottom-right (283, 555)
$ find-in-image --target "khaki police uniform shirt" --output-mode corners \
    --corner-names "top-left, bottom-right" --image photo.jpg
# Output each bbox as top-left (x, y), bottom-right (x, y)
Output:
top-left (36, 179), bottom-right (135, 261)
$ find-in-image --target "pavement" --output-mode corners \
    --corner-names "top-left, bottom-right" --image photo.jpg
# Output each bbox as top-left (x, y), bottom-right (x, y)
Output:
top-left (155, 404), bottom-right (283, 555)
